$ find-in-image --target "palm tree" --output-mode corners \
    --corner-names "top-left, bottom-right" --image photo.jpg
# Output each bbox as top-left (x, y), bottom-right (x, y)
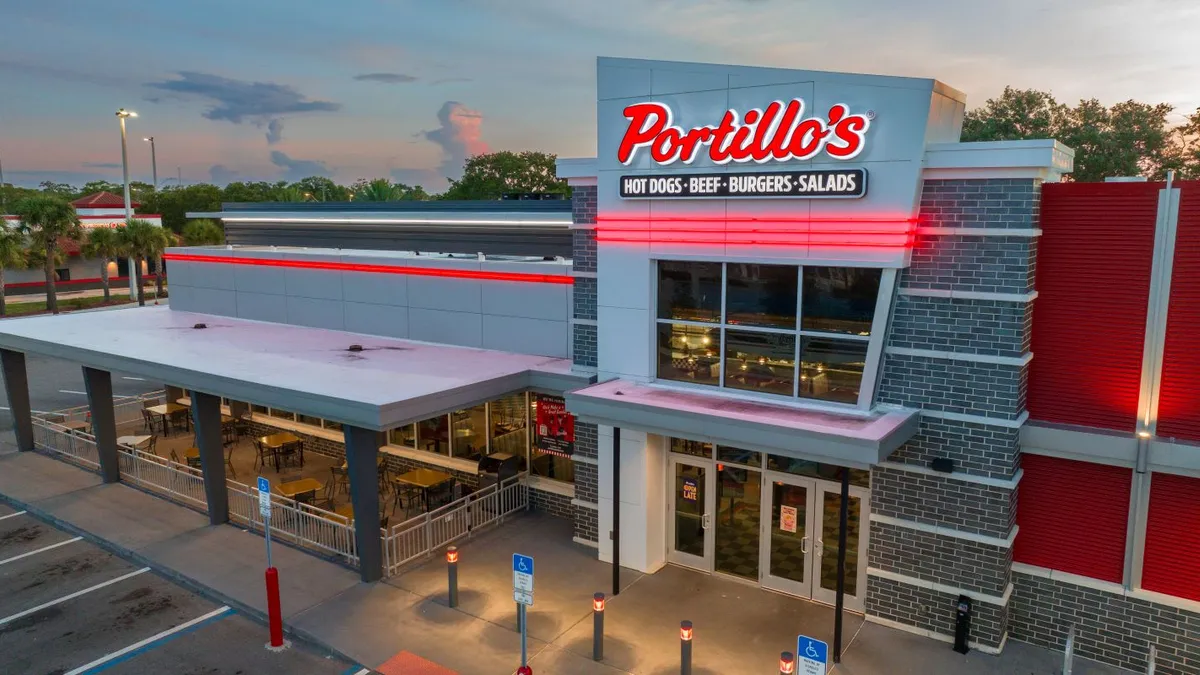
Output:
top-left (354, 178), bottom-right (403, 201)
top-left (181, 219), bottom-right (225, 246)
top-left (82, 226), bottom-right (122, 303)
top-left (0, 224), bottom-right (27, 317)
top-left (152, 227), bottom-right (176, 299)
top-left (11, 195), bottom-right (82, 315)
top-left (115, 219), bottom-right (164, 307)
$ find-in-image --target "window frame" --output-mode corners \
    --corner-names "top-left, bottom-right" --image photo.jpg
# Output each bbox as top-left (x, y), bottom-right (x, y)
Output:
top-left (653, 260), bottom-right (896, 411)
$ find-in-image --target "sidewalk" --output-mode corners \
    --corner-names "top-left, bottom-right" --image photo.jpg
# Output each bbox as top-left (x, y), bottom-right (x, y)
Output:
top-left (0, 446), bottom-right (1135, 675)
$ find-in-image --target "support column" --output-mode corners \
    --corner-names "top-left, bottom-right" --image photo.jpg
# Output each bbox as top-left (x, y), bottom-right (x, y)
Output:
top-left (1, 349), bottom-right (33, 452)
top-left (344, 425), bottom-right (383, 582)
top-left (612, 426), bottom-right (620, 596)
top-left (164, 385), bottom-right (185, 405)
top-left (191, 391), bottom-right (229, 525)
top-left (82, 367), bottom-right (120, 483)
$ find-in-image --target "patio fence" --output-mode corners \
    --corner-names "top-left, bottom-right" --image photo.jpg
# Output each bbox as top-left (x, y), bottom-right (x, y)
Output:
top-left (32, 419), bottom-right (101, 470)
top-left (382, 475), bottom-right (528, 576)
top-left (117, 446), bottom-right (208, 512)
top-left (228, 480), bottom-right (358, 566)
top-left (35, 390), bottom-right (166, 428)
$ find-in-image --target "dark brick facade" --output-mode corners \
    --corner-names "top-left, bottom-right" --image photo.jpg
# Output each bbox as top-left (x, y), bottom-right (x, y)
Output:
top-left (866, 574), bottom-right (1007, 649)
top-left (889, 295), bottom-right (1033, 359)
top-left (529, 485), bottom-right (573, 519)
top-left (889, 416), bottom-right (1021, 480)
top-left (573, 277), bottom-right (597, 320)
top-left (574, 504), bottom-right (599, 544)
top-left (868, 520), bottom-right (1012, 597)
top-left (573, 422), bottom-right (598, 459)
top-left (573, 323), bottom-right (598, 368)
top-left (572, 185), bottom-right (598, 230)
top-left (574, 462), bottom-right (599, 503)
top-left (920, 178), bottom-right (1042, 230)
top-left (871, 465), bottom-right (1016, 540)
top-left (878, 355), bottom-right (1029, 421)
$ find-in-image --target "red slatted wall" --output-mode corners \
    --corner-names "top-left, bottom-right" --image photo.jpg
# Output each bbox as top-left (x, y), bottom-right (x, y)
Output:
top-left (1014, 454), bottom-right (1131, 583)
top-left (1153, 181), bottom-right (1200, 441)
top-left (1029, 182), bottom-right (1160, 431)
top-left (1142, 472), bottom-right (1200, 601)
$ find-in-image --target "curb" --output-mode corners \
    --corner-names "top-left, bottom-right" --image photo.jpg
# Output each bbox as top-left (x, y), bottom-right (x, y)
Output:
top-left (0, 489), bottom-right (371, 672)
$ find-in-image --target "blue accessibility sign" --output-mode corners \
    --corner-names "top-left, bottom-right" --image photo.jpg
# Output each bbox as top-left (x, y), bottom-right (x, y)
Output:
top-left (796, 635), bottom-right (828, 674)
top-left (513, 553), bottom-right (534, 575)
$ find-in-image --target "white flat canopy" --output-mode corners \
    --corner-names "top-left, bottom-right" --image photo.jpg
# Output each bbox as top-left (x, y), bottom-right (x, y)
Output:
top-left (0, 306), bottom-right (587, 430)
top-left (566, 379), bottom-right (919, 469)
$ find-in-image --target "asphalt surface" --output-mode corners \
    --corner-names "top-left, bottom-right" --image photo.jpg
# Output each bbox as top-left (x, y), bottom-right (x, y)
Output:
top-left (0, 503), bottom-right (361, 675)
top-left (0, 352), bottom-right (159, 431)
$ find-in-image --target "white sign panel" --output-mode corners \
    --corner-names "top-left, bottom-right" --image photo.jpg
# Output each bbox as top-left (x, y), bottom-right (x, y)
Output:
top-left (257, 476), bottom-right (271, 518)
top-left (514, 572), bottom-right (533, 593)
top-left (513, 589), bottom-right (534, 606)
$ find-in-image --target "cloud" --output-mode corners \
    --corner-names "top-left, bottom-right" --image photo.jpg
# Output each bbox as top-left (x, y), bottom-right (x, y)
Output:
top-left (145, 72), bottom-right (340, 124)
top-left (430, 77), bottom-right (472, 85)
top-left (354, 72), bottom-right (418, 84)
top-left (270, 151), bottom-right (331, 182)
top-left (209, 165), bottom-right (240, 184)
top-left (82, 161), bottom-right (123, 169)
top-left (266, 118), bottom-right (284, 145)
top-left (420, 101), bottom-right (489, 181)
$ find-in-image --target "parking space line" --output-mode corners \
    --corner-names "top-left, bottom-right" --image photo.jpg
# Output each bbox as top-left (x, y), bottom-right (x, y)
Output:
top-left (0, 536), bottom-right (82, 566)
top-left (341, 668), bottom-right (371, 675)
top-left (64, 605), bottom-right (233, 675)
top-left (0, 510), bottom-right (27, 521)
top-left (0, 567), bottom-right (151, 628)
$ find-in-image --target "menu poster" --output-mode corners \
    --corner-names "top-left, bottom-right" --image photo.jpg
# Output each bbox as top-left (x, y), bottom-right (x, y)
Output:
top-left (535, 394), bottom-right (575, 457)
top-left (780, 505), bottom-right (798, 533)
top-left (682, 478), bottom-right (698, 502)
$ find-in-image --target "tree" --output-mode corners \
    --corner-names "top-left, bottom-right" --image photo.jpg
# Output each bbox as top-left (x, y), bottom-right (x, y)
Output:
top-left (116, 219), bottom-right (163, 307)
top-left (221, 181), bottom-right (276, 203)
top-left (0, 224), bottom-right (27, 317)
top-left (37, 181), bottom-right (76, 198)
top-left (78, 180), bottom-right (124, 197)
top-left (82, 226), bottom-right (122, 303)
top-left (11, 195), bottom-right (82, 314)
top-left (442, 151), bottom-right (569, 200)
top-left (292, 176), bottom-right (349, 201)
top-left (269, 185), bottom-right (309, 202)
top-left (152, 227), bottom-right (176, 299)
top-left (181, 219), bottom-right (225, 246)
top-left (139, 184), bottom-right (221, 232)
top-left (353, 178), bottom-right (428, 201)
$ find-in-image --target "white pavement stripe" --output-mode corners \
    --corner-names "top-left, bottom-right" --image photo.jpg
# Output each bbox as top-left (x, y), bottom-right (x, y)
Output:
top-left (0, 511), bottom-right (28, 521)
top-left (64, 605), bottom-right (232, 675)
top-left (0, 407), bottom-right (51, 414)
top-left (0, 537), bottom-right (82, 566)
top-left (58, 390), bottom-right (89, 396)
top-left (0, 567), bottom-right (150, 627)
top-left (122, 377), bottom-right (147, 381)
top-left (353, 670), bottom-right (371, 675)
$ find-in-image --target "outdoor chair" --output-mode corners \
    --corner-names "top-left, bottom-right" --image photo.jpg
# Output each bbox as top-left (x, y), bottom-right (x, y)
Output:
top-left (326, 465), bottom-right (349, 502)
top-left (277, 441), bottom-right (302, 469)
top-left (391, 482), bottom-right (421, 518)
top-left (169, 410), bottom-right (190, 435)
top-left (141, 409), bottom-right (155, 434)
top-left (252, 439), bottom-right (272, 472)
top-left (225, 444), bottom-right (237, 480)
top-left (145, 435), bottom-right (158, 456)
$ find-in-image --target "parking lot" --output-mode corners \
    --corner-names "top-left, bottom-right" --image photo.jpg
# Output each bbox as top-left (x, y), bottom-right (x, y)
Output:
top-left (0, 502), bottom-right (363, 675)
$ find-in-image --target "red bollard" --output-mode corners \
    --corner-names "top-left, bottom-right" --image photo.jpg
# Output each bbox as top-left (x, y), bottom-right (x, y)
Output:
top-left (516, 667), bottom-right (533, 675)
top-left (265, 567), bottom-right (284, 648)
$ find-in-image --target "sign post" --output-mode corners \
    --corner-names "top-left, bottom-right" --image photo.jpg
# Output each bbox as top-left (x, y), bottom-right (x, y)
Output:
top-left (258, 476), bottom-right (272, 566)
top-left (513, 553), bottom-right (534, 673)
top-left (796, 635), bottom-right (828, 675)
top-left (258, 477), bottom-right (285, 650)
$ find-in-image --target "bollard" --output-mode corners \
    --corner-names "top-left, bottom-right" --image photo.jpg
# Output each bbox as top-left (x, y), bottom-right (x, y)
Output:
top-left (1063, 624), bottom-right (1076, 675)
top-left (593, 593), bottom-right (605, 661)
top-left (780, 651), bottom-right (795, 674)
top-left (516, 667), bottom-right (533, 675)
top-left (1147, 645), bottom-right (1156, 675)
top-left (265, 567), bottom-right (284, 649)
top-left (680, 620), bottom-right (693, 675)
top-left (446, 547), bottom-right (459, 608)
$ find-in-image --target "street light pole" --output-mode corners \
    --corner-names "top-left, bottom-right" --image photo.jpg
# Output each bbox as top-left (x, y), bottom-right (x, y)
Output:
top-left (117, 109), bottom-right (138, 299)
top-left (143, 137), bottom-right (157, 188)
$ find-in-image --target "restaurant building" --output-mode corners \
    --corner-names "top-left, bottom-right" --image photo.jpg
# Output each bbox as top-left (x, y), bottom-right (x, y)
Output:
top-left (1, 57), bottom-right (1198, 674)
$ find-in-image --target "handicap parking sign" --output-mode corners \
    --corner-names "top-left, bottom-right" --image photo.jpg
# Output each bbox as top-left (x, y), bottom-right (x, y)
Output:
top-left (796, 635), bottom-right (828, 674)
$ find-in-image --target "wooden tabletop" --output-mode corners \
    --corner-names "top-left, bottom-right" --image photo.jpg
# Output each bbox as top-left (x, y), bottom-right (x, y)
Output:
top-left (117, 435), bottom-right (152, 448)
top-left (394, 468), bottom-right (454, 489)
top-left (333, 504), bottom-right (354, 520)
top-left (277, 477), bottom-right (323, 498)
top-left (259, 432), bottom-right (301, 449)
top-left (185, 447), bottom-right (200, 459)
top-left (62, 420), bottom-right (89, 431)
top-left (146, 403), bottom-right (188, 416)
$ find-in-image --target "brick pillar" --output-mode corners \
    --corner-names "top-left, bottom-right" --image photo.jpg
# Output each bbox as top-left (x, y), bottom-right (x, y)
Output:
top-left (866, 178), bottom-right (1040, 651)
top-left (571, 185), bottom-right (598, 371)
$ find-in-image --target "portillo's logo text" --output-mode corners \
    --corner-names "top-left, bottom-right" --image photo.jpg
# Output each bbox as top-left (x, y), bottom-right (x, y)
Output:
top-left (617, 99), bottom-right (872, 165)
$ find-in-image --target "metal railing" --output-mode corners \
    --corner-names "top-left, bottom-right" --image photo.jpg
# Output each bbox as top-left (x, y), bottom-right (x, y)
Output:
top-left (117, 446), bottom-right (207, 511)
top-left (228, 480), bottom-right (358, 565)
top-left (35, 390), bottom-right (166, 428)
top-left (32, 419), bottom-right (101, 470)
top-left (382, 475), bottom-right (529, 576)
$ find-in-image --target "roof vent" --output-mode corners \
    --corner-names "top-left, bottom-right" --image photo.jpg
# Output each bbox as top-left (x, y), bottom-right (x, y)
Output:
top-left (348, 344), bottom-right (364, 352)
top-left (193, 323), bottom-right (207, 329)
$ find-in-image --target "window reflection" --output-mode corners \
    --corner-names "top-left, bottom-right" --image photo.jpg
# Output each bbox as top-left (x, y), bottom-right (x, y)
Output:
top-left (767, 455), bottom-right (871, 488)
top-left (799, 338), bottom-right (867, 404)
top-left (657, 324), bottom-right (720, 385)
top-left (451, 405), bottom-right (488, 460)
top-left (417, 415), bottom-right (450, 456)
top-left (490, 393), bottom-right (528, 459)
top-left (726, 264), bottom-right (797, 328)
top-left (388, 424), bottom-right (416, 448)
top-left (724, 330), bottom-right (796, 396)
top-left (658, 261), bottom-right (722, 322)
top-left (670, 438), bottom-right (713, 458)
top-left (802, 267), bottom-right (881, 336)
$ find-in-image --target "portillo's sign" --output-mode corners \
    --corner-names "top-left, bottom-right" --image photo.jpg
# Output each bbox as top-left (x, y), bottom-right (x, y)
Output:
top-left (616, 98), bottom-right (871, 200)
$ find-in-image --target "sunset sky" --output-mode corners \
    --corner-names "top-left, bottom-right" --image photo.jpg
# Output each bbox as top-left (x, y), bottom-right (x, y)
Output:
top-left (2, 0), bottom-right (1197, 192)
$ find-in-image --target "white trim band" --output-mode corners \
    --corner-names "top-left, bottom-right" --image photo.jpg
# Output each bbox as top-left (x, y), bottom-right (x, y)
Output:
top-left (870, 513), bottom-right (1017, 548)
top-left (885, 346), bottom-right (1032, 367)
top-left (526, 474), bottom-right (575, 498)
top-left (573, 536), bottom-right (600, 549)
top-left (571, 498), bottom-right (599, 510)
top-left (917, 227), bottom-right (1042, 238)
top-left (569, 270), bottom-right (598, 279)
top-left (868, 567), bottom-right (1013, 606)
top-left (571, 318), bottom-right (599, 326)
top-left (865, 615), bottom-right (1006, 655)
top-left (920, 408), bottom-right (1030, 429)
top-left (876, 461), bottom-right (1022, 489)
top-left (898, 287), bottom-right (1038, 303)
top-left (572, 454), bottom-right (599, 466)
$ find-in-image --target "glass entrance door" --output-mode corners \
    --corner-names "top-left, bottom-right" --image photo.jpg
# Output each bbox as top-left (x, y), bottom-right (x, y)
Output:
top-left (761, 477), bottom-right (811, 596)
top-left (810, 481), bottom-right (869, 611)
top-left (667, 457), bottom-right (712, 570)
top-left (714, 464), bottom-right (762, 580)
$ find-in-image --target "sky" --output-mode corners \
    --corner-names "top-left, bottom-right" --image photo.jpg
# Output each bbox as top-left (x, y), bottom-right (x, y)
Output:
top-left (2, 0), bottom-right (1198, 193)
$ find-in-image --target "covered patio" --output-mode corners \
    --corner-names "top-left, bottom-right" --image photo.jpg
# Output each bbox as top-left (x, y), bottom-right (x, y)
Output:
top-left (0, 306), bottom-right (588, 581)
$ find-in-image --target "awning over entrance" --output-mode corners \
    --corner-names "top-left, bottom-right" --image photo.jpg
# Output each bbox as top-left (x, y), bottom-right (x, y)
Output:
top-left (0, 306), bottom-right (590, 430)
top-left (566, 379), bottom-right (919, 469)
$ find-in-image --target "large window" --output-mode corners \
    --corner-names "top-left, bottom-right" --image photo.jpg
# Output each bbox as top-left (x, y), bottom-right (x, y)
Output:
top-left (656, 262), bottom-right (883, 406)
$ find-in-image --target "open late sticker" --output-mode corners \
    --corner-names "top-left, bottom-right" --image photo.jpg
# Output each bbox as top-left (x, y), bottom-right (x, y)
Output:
top-left (619, 169), bottom-right (867, 199)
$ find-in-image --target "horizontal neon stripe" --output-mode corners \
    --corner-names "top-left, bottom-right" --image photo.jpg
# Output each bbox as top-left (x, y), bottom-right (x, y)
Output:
top-left (162, 253), bottom-right (574, 285)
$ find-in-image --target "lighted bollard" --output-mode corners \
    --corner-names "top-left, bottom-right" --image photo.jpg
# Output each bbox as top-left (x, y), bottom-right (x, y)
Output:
top-left (516, 666), bottom-right (533, 675)
top-left (680, 620), bottom-right (693, 675)
top-left (446, 547), bottom-right (459, 608)
top-left (593, 593), bottom-right (605, 661)
top-left (780, 651), bottom-right (795, 674)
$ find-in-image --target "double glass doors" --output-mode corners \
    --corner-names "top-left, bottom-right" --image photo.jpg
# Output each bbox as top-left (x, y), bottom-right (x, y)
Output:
top-left (668, 453), bottom-right (869, 611)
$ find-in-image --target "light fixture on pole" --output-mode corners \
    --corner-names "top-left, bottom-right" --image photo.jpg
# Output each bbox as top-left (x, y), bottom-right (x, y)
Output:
top-left (117, 109), bottom-right (138, 299)
top-left (143, 136), bottom-right (157, 188)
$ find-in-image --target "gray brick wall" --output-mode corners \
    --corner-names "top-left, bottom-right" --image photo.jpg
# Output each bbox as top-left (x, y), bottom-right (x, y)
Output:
top-left (574, 422), bottom-right (598, 459)
top-left (574, 504), bottom-right (599, 543)
top-left (574, 462), bottom-right (598, 503)
top-left (529, 485), bottom-right (573, 519)
top-left (868, 520), bottom-right (1012, 597)
top-left (574, 323), bottom-right (597, 368)
top-left (877, 355), bottom-right (1028, 421)
top-left (572, 185), bottom-right (597, 227)
top-left (871, 465), bottom-right (1015, 540)
top-left (889, 295), bottom-right (1032, 358)
top-left (1010, 572), bottom-right (1198, 675)
top-left (920, 178), bottom-right (1042, 230)
top-left (574, 277), bottom-right (597, 320)
top-left (866, 574), bottom-right (1007, 649)
top-left (889, 417), bottom-right (1020, 480)
top-left (903, 235), bottom-right (1037, 295)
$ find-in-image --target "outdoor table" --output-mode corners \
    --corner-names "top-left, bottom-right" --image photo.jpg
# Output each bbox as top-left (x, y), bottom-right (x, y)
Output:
top-left (333, 503), bottom-right (354, 523)
top-left (258, 432), bottom-right (302, 472)
top-left (145, 403), bottom-right (189, 436)
top-left (184, 447), bottom-right (202, 469)
top-left (277, 477), bottom-right (323, 502)
top-left (61, 420), bottom-right (89, 433)
top-left (394, 468), bottom-right (455, 512)
top-left (117, 435), bottom-right (153, 451)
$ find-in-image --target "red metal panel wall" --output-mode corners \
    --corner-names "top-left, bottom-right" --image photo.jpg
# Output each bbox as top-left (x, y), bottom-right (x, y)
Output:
top-left (1014, 453), bottom-right (1131, 583)
top-left (1029, 182), bottom-right (1160, 431)
top-left (1153, 181), bottom-right (1200, 441)
top-left (1142, 472), bottom-right (1200, 601)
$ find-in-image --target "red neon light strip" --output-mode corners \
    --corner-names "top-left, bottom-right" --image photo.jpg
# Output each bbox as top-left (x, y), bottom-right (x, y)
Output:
top-left (162, 253), bottom-right (574, 285)
top-left (595, 237), bottom-right (913, 249)
top-left (596, 215), bottom-right (918, 224)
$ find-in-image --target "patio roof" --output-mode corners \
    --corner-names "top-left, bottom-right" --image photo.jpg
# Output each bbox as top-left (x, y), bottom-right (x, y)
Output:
top-left (565, 379), bottom-right (919, 469)
top-left (0, 306), bottom-right (589, 431)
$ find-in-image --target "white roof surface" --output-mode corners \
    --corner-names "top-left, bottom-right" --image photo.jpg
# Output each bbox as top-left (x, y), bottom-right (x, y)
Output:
top-left (0, 306), bottom-right (580, 430)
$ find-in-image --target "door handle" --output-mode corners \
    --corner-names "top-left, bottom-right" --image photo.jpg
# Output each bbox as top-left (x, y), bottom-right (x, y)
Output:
top-left (816, 539), bottom-right (824, 556)
top-left (800, 536), bottom-right (809, 554)
top-left (701, 513), bottom-right (711, 530)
